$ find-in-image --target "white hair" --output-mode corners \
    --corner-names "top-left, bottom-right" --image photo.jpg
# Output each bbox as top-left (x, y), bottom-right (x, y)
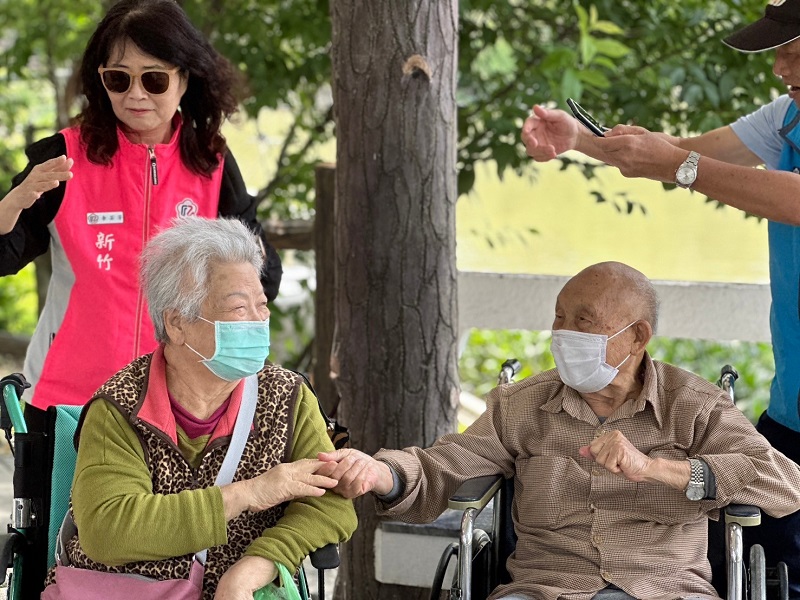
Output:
top-left (140, 217), bottom-right (264, 342)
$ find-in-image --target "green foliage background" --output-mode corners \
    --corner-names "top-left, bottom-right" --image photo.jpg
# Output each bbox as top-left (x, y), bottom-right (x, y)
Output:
top-left (0, 0), bottom-right (784, 413)
top-left (459, 329), bottom-right (773, 423)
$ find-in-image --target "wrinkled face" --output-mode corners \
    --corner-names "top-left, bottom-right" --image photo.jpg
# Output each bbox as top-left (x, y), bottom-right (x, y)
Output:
top-left (552, 270), bottom-right (635, 368)
top-left (101, 41), bottom-right (188, 145)
top-left (774, 38), bottom-right (800, 106)
top-left (182, 261), bottom-right (270, 359)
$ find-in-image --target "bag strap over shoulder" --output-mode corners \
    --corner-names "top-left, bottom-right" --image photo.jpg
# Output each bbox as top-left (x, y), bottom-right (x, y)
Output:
top-left (57, 375), bottom-right (260, 569)
top-left (215, 374), bottom-right (259, 487)
top-left (197, 375), bottom-right (258, 564)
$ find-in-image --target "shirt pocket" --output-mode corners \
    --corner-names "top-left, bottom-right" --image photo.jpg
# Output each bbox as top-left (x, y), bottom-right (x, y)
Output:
top-left (635, 446), bottom-right (704, 524)
top-left (514, 455), bottom-right (588, 530)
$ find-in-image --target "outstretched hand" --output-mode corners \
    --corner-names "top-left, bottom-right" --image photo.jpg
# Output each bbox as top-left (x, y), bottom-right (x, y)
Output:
top-left (7, 156), bottom-right (74, 211)
top-left (521, 105), bottom-right (580, 161)
top-left (316, 448), bottom-right (394, 499)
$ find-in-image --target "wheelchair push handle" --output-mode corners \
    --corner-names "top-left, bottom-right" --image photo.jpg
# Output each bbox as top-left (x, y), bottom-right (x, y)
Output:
top-left (498, 359), bottom-right (521, 385)
top-left (1, 373), bottom-right (29, 435)
top-left (718, 365), bottom-right (739, 404)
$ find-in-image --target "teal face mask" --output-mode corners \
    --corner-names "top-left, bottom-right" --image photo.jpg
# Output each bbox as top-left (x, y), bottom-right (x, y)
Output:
top-left (186, 317), bottom-right (270, 381)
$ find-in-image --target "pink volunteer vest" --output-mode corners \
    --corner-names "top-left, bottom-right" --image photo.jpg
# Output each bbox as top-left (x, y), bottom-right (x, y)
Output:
top-left (31, 125), bottom-right (223, 408)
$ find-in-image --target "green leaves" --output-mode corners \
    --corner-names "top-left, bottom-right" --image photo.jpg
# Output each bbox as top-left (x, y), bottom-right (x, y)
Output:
top-left (459, 328), bottom-right (773, 424)
top-left (0, 0), bottom-right (782, 210)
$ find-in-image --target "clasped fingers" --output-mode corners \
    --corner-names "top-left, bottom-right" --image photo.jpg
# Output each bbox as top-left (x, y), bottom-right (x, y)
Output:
top-left (317, 448), bottom-right (393, 498)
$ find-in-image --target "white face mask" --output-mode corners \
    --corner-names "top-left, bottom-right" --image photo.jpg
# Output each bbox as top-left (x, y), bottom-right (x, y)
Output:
top-left (550, 321), bottom-right (636, 393)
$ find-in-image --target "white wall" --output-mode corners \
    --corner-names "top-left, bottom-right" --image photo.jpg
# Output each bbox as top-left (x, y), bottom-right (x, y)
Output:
top-left (457, 272), bottom-right (771, 343)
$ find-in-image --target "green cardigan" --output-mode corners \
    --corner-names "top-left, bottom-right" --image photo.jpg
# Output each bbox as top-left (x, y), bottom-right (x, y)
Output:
top-left (71, 383), bottom-right (356, 571)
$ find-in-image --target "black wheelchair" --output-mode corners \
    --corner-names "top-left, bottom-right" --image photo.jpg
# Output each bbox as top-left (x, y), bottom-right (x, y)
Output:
top-left (431, 361), bottom-right (790, 600)
top-left (0, 372), bottom-right (341, 600)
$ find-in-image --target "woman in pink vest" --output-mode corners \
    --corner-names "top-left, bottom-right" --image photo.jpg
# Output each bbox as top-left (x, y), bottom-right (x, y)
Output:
top-left (0, 0), bottom-right (282, 408)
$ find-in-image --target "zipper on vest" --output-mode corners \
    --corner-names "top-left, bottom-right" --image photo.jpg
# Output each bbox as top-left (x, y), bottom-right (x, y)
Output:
top-left (148, 146), bottom-right (159, 185)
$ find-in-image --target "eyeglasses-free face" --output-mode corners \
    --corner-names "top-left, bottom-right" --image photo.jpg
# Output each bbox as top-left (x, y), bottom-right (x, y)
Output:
top-left (98, 66), bottom-right (181, 95)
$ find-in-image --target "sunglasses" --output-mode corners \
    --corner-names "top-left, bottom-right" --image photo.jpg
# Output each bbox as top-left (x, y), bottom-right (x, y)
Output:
top-left (98, 66), bottom-right (180, 95)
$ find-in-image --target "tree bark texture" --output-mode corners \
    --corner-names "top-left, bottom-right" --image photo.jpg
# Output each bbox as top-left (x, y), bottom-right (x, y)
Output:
top-left (313, 164), bottom-right (340, 417)
top-left (330, 2), bottom-right (459, 598)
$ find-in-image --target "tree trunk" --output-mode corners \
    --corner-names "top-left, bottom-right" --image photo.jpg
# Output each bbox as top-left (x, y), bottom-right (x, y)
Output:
top-left (330, 2), bottom-right (459, 599)
top-left (313, 163), bottom-right (339, 418)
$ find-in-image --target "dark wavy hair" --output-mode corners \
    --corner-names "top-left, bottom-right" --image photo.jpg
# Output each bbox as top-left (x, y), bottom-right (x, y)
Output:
top-left (76, 0), bottom-right (240, 176)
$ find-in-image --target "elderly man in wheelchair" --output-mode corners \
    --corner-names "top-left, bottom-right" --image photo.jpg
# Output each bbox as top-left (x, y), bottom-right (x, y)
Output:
top-left (319, 261), bottom-right (800, 600)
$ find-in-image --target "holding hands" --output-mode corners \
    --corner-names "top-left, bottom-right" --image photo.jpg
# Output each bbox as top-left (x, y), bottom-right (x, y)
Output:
top-left (222, 458), bottom-right (339, 520)
top-left (245, 458), bottom-right (338, 512)
top-left (316, 448), bottom-right (394, 499)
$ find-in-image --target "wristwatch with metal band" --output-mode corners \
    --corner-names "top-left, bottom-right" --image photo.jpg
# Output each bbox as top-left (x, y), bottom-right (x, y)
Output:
top-left (675, 151), bottom-right (700, 189)
top-left (685, 458), bottom-right (705, 501)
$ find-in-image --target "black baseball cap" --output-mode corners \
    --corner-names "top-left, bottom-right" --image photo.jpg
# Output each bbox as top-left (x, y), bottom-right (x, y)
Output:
top-left (724, 0), bottom-right (800, 53)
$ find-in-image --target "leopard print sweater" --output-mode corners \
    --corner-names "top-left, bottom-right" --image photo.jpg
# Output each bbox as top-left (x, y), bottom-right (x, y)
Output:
top-left (51, 353), bottom-right (300, 599)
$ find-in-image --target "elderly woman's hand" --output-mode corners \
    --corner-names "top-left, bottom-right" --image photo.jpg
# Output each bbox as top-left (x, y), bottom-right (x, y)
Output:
top-left (221, 459), bottom-right (338, 520)
top-left (248, 459), bottom-right (338, 511)
top-left (213, 555), bottom-right (276, 600)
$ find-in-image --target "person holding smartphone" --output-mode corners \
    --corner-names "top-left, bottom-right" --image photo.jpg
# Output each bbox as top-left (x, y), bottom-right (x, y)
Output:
top-left (521, 1), bottom-right (800, 594)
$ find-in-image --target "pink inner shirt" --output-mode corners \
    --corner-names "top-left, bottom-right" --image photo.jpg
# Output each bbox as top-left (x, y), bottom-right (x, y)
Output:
top-left (169, 393), bottom-right (231, 439)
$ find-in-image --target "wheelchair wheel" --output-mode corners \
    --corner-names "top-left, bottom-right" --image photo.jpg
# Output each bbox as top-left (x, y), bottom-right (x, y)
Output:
top-left (749, 544), bottom-right (766, 600)
top-left (776, 562), bottom-right (789, 600)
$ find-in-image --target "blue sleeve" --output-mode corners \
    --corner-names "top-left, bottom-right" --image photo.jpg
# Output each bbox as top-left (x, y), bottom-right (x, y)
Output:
top-left (729, 95), bottom-right (793, 170)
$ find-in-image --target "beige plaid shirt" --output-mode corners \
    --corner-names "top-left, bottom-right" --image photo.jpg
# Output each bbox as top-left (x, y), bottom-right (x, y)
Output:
top-left (375, 354), bottom-right (800, 600)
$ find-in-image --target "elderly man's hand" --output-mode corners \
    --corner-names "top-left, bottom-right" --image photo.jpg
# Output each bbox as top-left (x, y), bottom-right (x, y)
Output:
top-left (579, 430), bottom-right (653, 482)
top-left (316, 448), bottom-right (394, 499)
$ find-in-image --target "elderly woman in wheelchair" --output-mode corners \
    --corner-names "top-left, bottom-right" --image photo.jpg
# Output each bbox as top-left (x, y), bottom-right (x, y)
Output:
top-left (39, 216), bottom-right (356, 599)
top-left (320, 262), bottom-right (800, 600)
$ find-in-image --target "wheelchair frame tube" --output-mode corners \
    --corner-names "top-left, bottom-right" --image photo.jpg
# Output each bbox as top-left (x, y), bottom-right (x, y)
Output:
top-left (455, 507), bottom-right (478, 600)
top-left (726, 522), bottom-right (744, 600)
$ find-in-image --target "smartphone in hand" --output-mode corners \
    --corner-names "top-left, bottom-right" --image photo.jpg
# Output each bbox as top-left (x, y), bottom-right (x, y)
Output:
top-left (566, 98), bottom-right (609, 137)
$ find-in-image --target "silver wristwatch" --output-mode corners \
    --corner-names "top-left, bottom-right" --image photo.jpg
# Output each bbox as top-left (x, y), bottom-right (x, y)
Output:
top-left (675, 151), bottom-right (700, 189)
top-left (685, 458), bottom-right (704, 501)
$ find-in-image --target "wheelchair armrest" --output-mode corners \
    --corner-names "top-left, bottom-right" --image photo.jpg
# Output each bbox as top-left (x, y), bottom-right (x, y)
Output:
top-left (724, 504), bottom-right (761, 527)
top-left (0, 530), bottom-right (24, 585)
top-left (309, 543), bottom-right (340, 571)
top-left (447, 475), bottom-right (503, 511)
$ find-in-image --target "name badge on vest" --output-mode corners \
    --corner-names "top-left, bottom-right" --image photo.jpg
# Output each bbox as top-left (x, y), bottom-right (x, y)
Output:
top-left (86, 212), bottom-right (124, 225)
